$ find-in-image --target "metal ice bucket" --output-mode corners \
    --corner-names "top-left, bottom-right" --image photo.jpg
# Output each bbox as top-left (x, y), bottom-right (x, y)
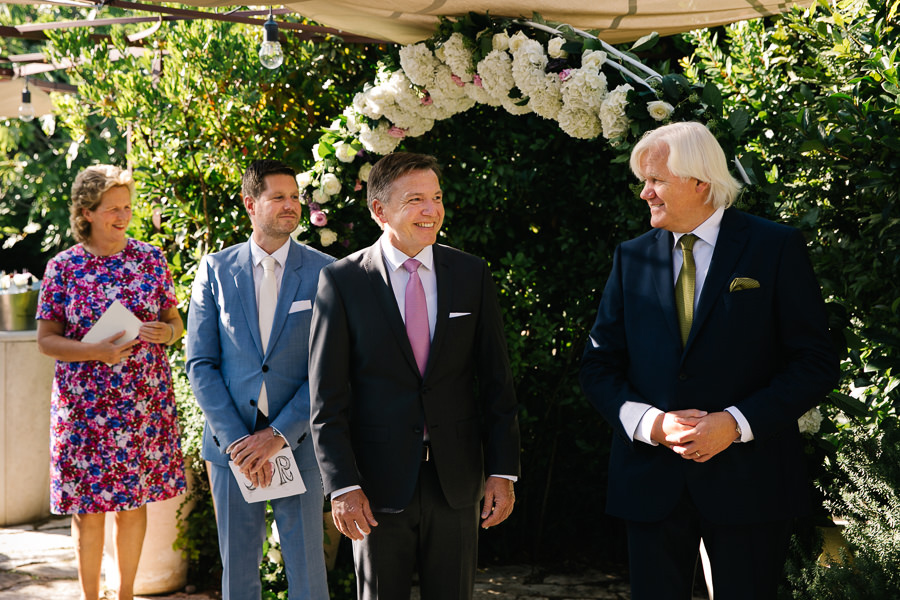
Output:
top-left (0, 289), bottom-right (39, 331)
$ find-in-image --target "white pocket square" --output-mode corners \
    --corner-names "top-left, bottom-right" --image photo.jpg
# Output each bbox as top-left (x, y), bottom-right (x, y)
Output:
top-left (290, 300), bottom-right (312, 313)
top-left (449, 312), bottom-right (471, 319)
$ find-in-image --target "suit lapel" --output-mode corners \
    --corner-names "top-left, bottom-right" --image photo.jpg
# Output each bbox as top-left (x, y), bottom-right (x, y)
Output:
top-left (649, 229), bottom-right (681, 342)
top-left (233, 242), bottom-right (265, 358)
top-left (362, 243), bottom-right (421, 377)
top-left (689, 209), bottom-right (750, 347)
top-left (426, 245), bottom-right (451, 379)
top-left (265, 241), bottom-right (304, 355)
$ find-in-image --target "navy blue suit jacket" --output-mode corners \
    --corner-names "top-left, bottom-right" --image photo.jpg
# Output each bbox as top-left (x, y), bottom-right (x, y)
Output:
top-left (309, 242), bottom-right (520, 511)
top-left (580, 209), bottom-right (839, 524)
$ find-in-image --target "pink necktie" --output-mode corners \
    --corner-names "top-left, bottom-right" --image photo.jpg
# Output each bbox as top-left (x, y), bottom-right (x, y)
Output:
top-left (403, 258), bottom-right (430, 376)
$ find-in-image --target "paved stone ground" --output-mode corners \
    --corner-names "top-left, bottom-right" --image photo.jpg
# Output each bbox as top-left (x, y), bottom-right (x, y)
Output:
top-left (0, 516), bottom-right (705, 599)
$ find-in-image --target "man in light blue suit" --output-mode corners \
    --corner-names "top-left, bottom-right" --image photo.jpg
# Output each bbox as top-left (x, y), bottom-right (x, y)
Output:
top-left (186, 160), bottom-right (333, 600)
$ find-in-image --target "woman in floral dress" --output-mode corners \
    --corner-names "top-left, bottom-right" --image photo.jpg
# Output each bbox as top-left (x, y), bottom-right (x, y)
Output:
top-left (36, 165), bottom-right (186, 600)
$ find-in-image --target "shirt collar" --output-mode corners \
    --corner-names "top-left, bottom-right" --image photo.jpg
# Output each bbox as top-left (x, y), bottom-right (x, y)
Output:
top-left (250, 237), bottom-right (291, 268)
top-left (379, 233), bottom-right (434, 272)
top-left (672, 207), bottom-right (725, 250)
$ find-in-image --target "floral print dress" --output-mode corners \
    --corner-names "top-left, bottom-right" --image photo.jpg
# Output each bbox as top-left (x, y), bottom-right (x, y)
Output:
top-left (37, 239), bottom-right (186, 514)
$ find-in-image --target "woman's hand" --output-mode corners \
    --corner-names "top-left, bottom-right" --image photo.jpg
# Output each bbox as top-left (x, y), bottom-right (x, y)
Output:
top-left (139, 321), bottom-right (175, 345)
top-left (92, 331), bottom-right (140, 364)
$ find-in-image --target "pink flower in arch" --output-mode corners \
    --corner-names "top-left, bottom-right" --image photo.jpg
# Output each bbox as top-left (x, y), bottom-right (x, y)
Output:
top-left (473, 74), bottom-right (483, 88)
top-left (450, 74), bottom-right (466, 87)
top-left (310, 210), bottom-right (328, 227)
top-left (421, 92), bottom-right (434, 106)
top-left (388, 126), bottom-right (407, 139)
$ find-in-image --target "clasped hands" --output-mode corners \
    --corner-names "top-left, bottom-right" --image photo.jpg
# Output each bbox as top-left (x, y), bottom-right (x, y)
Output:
top-left (651, 410), bottom-right (739, 463)
top-left (330, 476), bottom-right (515, 541)
top-left (92, 321), bottom-right (173, 364)
top-left (229, 428), bottom-right (286, 488)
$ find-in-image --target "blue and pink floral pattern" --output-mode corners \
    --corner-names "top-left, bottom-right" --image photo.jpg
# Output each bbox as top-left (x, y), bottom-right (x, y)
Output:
top-left (37, 238), bottom-right (186, 514)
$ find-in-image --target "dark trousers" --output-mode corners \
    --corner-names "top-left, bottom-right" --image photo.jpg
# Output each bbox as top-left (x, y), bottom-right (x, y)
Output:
top-left (351, 460), bottom-right (479, 600)
top-left (627, 491), bottom-right (792, 600)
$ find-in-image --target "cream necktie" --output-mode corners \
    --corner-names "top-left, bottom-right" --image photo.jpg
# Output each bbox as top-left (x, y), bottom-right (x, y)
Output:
top-left (675, 234), bottom-right (698, 347)
top-left (258, 255), bottom-right (278, 416)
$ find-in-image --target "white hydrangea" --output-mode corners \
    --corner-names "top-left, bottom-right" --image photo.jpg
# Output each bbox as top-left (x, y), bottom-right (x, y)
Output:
top-left (381, 103), bottom-right (436, 137)
top-left (437, 32), bottom-right (474, 82)
top-left (476, 50), bottom-right (516, 101)
top-left (352, 90), bottom-right (384, 121)
top-left (342, 107), bottom-right (361, 134)
top-left (421, 64), bottom-right (475, 120)
top-left (399, 43), bottom-right (439, 87)
top-left (547, 37), bottom-right (567, 59)
top-left (359, 121), bottom-right (403, 155)
top-left (561, 67), bottom-right (608, 112)
top-left (492, 31), bottom-right (510, 51)
top-left (557, 107), bottom-right (602, 139)
top-left (511, 39), bottom-right (548, 97)
top-left (319, 228), bottom-right (338, 247)
top-left (465, 81), bottom-right (502, 106)
top-left (527, 74), bottom-right (563, 121)
top-left (321, 173), bottom-right (342, 196)
top-left (296, 171), bottom-right (313, 190)
top-left (501, 96), bottom-right (532, 116)
top-left (600, 84), bottom-right (633, 141)
top-left (647, 100), bottom-right (675, 121)
top-left (797, 407), bottom-right (823, 435)
top-left (333, 141), bottom-right (357, 163)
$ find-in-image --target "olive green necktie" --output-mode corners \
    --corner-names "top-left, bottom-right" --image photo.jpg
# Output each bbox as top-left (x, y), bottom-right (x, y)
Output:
top-left (675, 234), bottom-right (698, 346)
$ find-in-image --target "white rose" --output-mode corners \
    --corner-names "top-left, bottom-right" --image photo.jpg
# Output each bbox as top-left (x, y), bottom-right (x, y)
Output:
top-left (296, 171), bottom-right (313, 189)
top-left (508, 31), bottom-right (530, 53)
top-left (647, 100), bottom-right (675, 121)
top-left (492, 31), bottom-right (510, 51)
top-left (312, 144), bottom-right (324, 161)
top-left (319, 228), bottom-right (338, 247)
top-left (547, 37), bottom-right (567, 59)
top-left (358, 162), bottom-right (373, 182)
top-left (312, 188), bottom-right (330, 205)
top-left (321, 173), bottom-right (342, 196)
top-left (334, 141), bottom-right (357, 163)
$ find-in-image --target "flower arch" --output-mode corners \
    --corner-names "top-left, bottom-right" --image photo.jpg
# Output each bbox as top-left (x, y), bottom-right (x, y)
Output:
top-left (292, 13), bottom-right (748, 248)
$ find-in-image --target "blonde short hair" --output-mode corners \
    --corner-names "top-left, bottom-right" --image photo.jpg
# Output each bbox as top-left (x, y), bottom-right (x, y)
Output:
top-left (630, 122), bottom-right (742, 210)
top-left (69, 165), bottom-right (135, 243)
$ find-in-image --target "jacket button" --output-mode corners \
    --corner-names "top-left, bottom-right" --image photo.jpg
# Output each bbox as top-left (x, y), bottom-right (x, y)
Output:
top-left (413, 427), bottom-right (423, 434)
top-left (250, 399), bottom-right (256, 406)
top-left (678, 372), bottom-right (688, 381)
top-left (262, 365), bottom-right (269, 372)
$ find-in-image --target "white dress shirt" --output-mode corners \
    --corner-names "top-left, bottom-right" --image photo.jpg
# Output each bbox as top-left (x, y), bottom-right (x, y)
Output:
top-left (620, 208), bottom-right (754, 445)
top-left (225, 238), bottom-right (292, 455)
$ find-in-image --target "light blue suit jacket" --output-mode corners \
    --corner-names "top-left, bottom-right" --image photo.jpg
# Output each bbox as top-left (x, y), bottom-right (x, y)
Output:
top-left (186, 239), bottom-right (334, 469)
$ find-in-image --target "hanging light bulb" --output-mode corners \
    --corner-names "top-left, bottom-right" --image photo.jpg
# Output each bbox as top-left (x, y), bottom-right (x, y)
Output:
top-left (259, 9), bottom-right (284, 69)
top-left (19, 81), bottom-right (35, 122)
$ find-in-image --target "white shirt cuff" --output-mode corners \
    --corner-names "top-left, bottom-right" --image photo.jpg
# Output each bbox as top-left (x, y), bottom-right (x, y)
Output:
top-left (331, 485), bottom-right (362, 500)
top-left (724, 406), bottom-right (753, 442)
top-left (489, 474), bottom-right (518, 482)
top-left (620, 401), bottom-right (662, 445)
top-left (225, 434), bottom-right (250, 455)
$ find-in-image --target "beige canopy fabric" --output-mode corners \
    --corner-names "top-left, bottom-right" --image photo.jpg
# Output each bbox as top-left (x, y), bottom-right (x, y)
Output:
top-left (0, 79), bottom-right (54, 119)
top-left (277, 0), bottom-right (805, 45)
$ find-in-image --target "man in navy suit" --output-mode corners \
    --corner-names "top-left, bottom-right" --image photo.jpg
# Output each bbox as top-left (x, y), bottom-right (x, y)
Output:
top-left (580, 122), bottom-right (839, 599)
top-left (309, 152), bottom-right (520, 600)
top-left (186, 160), bottom-right (332, 600)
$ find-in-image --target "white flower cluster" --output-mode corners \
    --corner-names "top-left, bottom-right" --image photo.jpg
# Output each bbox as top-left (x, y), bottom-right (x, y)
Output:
top-left (331, 28), bottom-right (673, 153)
top-left (797, 407), bottom-right (824, 435)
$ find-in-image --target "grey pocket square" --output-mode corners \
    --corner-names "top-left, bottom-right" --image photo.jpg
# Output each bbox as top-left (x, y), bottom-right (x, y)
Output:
top-left (729, 277), bottom-right (760, 292)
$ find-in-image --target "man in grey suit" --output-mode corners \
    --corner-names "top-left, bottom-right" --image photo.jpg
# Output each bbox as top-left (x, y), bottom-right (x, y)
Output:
top-left (186, 160), bottom-right (333, 600)
top-left (309, 152), bottom-right (521, 600)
